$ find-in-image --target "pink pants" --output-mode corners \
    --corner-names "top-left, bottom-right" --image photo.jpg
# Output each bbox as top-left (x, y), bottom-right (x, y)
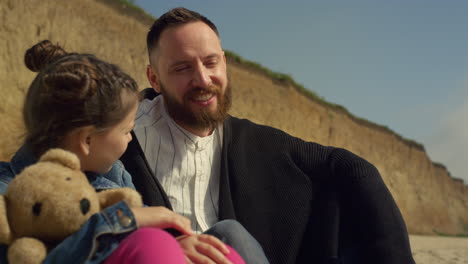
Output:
top-left (104, 228), bottom-right (245, 264)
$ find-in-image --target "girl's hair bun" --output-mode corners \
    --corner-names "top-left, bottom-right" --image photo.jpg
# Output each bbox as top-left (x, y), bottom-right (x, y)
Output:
top-left (24, 40), bottom-right (67, 72)
top-left (42, 71), bottom-right (96, 104)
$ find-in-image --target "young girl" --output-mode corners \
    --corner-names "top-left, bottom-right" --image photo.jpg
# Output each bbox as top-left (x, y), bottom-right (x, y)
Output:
top-left (0, 40), bottom-right (267, 263)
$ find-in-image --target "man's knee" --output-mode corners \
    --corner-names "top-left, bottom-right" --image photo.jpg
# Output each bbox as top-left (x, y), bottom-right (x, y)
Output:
top-left (212, 219), bottom-right (244, 232)
top-left (206, 219), bottom-right (261, 248)
top-left (208, 220), bottom-right (247, 241)
top-left (206, 220), bottom-right (269, 264)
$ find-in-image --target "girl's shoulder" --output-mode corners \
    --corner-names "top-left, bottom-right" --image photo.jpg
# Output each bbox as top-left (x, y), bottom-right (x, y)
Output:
top-left (0, 161), bottom-right (14, 194)
top-left (0, 145), bottom-right (39, 194)
top-left (89, 161), bottom-right (135, 190)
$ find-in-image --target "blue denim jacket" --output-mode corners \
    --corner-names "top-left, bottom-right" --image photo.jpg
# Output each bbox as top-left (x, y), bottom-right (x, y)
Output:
top-left (0, 145), bottom-right (138, 264)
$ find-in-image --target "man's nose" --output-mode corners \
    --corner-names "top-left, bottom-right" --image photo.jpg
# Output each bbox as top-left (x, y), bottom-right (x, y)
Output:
top-left (192, 65), bottom-right (212, 88)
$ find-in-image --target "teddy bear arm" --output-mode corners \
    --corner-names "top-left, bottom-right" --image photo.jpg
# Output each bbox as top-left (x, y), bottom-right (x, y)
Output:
top-left (0, 195), bottom-right (13, 245)
top-left (98, 188), bottom-right (143, 209)
top-left (8, 237), bottom-right (47, 264)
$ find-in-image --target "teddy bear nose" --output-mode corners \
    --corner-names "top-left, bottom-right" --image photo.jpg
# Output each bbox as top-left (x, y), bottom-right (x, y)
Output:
top-left (80, 198), bottom-right (90, 215)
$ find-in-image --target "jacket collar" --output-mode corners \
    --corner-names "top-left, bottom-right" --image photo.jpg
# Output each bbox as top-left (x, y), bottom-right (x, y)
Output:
top-left (218, 116), bottom-right (236, 220)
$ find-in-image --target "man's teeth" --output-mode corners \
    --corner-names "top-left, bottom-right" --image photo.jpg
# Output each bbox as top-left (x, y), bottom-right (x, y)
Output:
top-left (193, 93), bottom-right (213, 101)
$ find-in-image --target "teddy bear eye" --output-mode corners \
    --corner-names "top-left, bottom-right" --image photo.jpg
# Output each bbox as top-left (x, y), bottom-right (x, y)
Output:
top-left (80, 198), bottom-right (90, 215)
top-left (66, 177), bottom-right (71, 181)
top-left (32, 202), bottom-right (42, 216)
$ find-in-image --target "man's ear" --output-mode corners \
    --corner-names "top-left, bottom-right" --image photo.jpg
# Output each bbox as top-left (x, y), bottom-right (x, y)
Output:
top-left (146, 64), bottom-right (161, 93)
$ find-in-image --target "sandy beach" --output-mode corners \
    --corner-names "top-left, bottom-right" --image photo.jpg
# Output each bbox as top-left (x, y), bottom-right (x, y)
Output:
top-left (410, 235), bottom-right (468, 264)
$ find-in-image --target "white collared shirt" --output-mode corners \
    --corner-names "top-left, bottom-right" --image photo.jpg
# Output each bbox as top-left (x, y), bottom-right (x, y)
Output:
top-left (134, 96), bottom-right (222, 233)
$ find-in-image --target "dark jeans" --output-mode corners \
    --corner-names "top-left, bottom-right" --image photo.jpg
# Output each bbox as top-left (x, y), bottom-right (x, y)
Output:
top-left (204, 219), bottom-right (270, 264)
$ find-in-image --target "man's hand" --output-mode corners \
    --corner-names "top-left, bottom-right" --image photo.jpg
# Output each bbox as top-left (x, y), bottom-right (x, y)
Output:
top-left (177, 234), bottom-right (232, 264)
top-left (131, 206), bottom-right (193, 236)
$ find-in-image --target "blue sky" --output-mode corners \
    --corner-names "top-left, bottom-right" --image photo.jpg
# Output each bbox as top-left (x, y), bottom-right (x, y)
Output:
top-left (134, 0), bottom-right (468, 184)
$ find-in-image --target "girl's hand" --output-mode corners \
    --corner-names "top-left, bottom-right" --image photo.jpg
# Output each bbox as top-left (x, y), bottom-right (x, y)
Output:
top-left (131, 206), bottom-right (193, 235)
top-left (177, 234), bottom-right (232, 264)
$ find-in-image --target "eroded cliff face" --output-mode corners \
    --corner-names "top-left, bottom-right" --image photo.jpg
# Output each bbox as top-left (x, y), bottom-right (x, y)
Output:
top-left (1, 0), bottom-right (466, 234)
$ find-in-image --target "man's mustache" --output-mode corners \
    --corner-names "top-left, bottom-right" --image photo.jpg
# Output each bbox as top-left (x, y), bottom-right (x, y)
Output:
top-left (186, 85), bottom-right (221, 97)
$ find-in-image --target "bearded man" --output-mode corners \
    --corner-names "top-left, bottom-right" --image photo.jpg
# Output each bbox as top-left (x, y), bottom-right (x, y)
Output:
top-left (121, 7), bottom-right (415, 264)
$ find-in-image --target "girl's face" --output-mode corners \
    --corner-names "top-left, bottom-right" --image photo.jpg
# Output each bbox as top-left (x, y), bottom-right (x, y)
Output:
top-left (81, 101), bottom-right (138, 173)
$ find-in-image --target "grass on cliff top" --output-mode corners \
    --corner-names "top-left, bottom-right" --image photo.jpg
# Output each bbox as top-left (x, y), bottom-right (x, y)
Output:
top-left (98, 0), bottom-right (155, 24)
top-left (115, 0), bottom-right (149, 15)
top-left (107, 0), bottom-right (424, 151)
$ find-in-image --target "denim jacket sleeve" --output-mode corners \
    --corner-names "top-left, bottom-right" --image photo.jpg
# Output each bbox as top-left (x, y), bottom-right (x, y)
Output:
top-left (44, 200), bottom-right (137, 264)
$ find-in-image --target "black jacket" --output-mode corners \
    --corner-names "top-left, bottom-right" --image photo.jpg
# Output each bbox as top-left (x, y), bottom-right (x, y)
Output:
top-left (120, 91), bottom-right (415, 264)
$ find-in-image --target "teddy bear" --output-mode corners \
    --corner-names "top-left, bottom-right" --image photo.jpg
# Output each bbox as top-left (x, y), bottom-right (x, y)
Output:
top-left (0, 148), bottom-right (143, 264)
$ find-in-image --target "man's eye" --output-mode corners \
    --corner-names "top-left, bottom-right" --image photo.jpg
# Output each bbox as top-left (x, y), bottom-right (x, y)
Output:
top-left (174, 66), bottom-right (190, 72)
top-left (205, 61), bottom-right (218, 67)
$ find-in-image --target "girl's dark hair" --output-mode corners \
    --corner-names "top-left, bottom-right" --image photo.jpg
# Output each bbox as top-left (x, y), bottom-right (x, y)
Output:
top-left (23, 40), bottom-right (139, 156)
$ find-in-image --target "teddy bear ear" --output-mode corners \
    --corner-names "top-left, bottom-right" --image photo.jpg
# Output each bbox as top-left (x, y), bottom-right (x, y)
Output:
top-left (39, 148), bottom-right (81, 170)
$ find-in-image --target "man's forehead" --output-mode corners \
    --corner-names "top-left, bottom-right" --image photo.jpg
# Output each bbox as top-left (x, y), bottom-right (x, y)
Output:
top-left (158, 22), bottom-right (220, 49)
top-left (154, 24), bottom-right (222, 63)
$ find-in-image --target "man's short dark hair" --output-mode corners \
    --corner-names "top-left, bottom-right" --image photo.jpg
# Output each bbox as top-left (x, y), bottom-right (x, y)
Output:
top-left (147, 7), bottom-right (219, 59)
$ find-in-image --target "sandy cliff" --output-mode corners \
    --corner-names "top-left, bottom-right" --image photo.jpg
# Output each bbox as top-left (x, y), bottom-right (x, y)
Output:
top-left (0, 0), bottom-right (466, 235)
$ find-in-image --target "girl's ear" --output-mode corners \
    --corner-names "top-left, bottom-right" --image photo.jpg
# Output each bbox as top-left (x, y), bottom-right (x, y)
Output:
top-left (146, 64), bottom-right (161, 93)
top-left (76, 126), bottom-right (95, 156)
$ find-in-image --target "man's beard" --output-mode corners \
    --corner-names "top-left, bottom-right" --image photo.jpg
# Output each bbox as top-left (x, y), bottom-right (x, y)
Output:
top-left (160, 82), bottom-right (232, 132)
